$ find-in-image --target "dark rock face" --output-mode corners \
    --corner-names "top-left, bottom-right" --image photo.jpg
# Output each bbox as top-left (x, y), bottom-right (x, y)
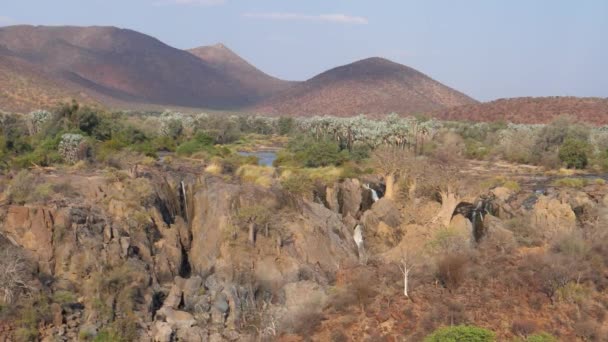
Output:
top-left (0, 169), bottom-right (358, 341)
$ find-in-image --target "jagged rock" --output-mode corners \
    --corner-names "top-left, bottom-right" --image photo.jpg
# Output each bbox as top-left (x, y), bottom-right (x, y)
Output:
top-left (152, 321), bottom-right (174, 342)
top-left (213, 294), bottom-right (229, 313)
top-left (491, 186), bottom-right (514, 202)
top-left (209, 333), bottom-right (224, 342)
top-left (190, 180), bottom-right (240, 275)
top-left (163, 283), bottom-right (183, 309)
top-left (339, 178), bottom-right (363, 217)
top-left (158, 308), bottom-right (196, 329)
top-left (176, 326), bottom-right (207, 342)
top-left (51, 303), bottom-right (63, 327)
top-left (481, 216), bottom-right (516, 252)
top-left (211, 306), bottom-right (226, 325)
top-left (2, 206), bottom-right (65, 273)
top-left (532, 195), bottom-right (576, 238)
top-left (183, 275), bottom-right (204, 308)
top-left (449, 214), bottom-right (473, 240)
top-left (361, 198), bottom-right (401, 230)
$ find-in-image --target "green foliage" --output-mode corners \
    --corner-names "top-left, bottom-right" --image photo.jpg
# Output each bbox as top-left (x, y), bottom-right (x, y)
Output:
top-left (550, 177), bottom-right (588, 188)
top-left (52, 290), bottom-right (77, 304)
top-left (280, 172), bottom-right (314, 196)
top-left (525, 332), bottom-right (557, 342)
top-left (15, 295), bottom-right (51, 342)
top-left (423, 325), bottom-right (495, 342)
top-left (176, 133), bottom-right (215, 156)
top-left (464, 138), bottom-right (490, 160)
top-left (533, 116), bottom-right (589, 164)
top-left (558, 138), bottom-right (590, 169)
top-left (276, 136), bottom-right (348, 168)
top-left (278, 117), bottom-right (295, 135)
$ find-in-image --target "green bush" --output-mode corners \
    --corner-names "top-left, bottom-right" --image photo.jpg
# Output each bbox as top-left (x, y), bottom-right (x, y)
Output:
top-left (464, 138), bottom-right (490, 160)
top-left (278, 137), bottom-right (348, 168)
top-left (551, 177), bottom-right (588, 188)
top-left (423, 325), bottom-right (495, 342)
top-left (176, 133), bottom-right (215, 156)
top-left (526, 332), bottom-right (557, 342)
top-left (558, 138), bottom-right (590, 169)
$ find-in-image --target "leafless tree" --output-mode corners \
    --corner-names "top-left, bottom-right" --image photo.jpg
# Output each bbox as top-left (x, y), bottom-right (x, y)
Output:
top-left (371, 147), bottom-right (419, 201)
top-left (0, 246), bottom-right (32, 304)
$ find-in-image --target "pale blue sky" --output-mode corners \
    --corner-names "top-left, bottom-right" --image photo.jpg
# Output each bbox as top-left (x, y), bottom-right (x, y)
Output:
top-left (1, 0), bottom-right (607, 101)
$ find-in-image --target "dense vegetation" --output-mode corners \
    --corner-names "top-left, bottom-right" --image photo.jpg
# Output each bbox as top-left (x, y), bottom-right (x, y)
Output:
top-left (3, 102), bottom-right (608, 341)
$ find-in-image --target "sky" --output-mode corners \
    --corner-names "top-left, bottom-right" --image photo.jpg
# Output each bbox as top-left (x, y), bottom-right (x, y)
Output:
top-left (1, 0), bottom-right (607, 101)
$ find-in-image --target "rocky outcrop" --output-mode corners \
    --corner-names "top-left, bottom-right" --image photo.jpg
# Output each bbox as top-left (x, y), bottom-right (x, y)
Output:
top-left (532, 195), bottom-right (576, 239)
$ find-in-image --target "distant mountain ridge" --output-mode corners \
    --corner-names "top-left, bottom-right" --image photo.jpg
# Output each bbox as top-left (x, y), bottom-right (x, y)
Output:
top-left (0, 25), bottom-right (283, 111)
top-left (2, 25), bottom-right (604, 124)
top-left (434, 97), bottom-right (608, 125)
top-left (188, 43), bottom-right (295, 100)
top-left (252, 57), bottom-right (477, 117)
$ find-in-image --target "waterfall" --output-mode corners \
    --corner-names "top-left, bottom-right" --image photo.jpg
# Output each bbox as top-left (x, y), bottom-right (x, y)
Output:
top-left (180, 180), bottom-right (188, 222)
top-left (353, 224), bottom-right (367, 264)
top-left (364, 184), bottom-right (379, 202)
top-left (353, 224), bottom-right (364, 249)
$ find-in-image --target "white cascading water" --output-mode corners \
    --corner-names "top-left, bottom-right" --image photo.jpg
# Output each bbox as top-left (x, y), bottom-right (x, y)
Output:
top-left (353, 224), bottom-right (364, 250)
top-left (364, 184), bottom-right (379, 202)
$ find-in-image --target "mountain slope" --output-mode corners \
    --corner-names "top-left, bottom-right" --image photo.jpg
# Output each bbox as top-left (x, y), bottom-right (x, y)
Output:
top-left (188, 43), bottom-right (294, 99)
top-left (434, 97), bottom-right (608, 124)
top-left (0, 25), bottom-right (264, 110)
top-left (252, 57), bottom-right (477, 117)
top-left (0, 54), bottom-right (97, 113)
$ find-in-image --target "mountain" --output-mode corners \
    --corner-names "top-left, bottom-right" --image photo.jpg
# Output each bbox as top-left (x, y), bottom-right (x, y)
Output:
top-left (434, 97), bottom-right (608, 125)
top-left (0, 25), bottom-right (273, 111)
top-left (252, 57), bottom-right (477, 117)
top-left (0, 54), bottom-right (98, 113)
top-left (188, 43), bottom-right (294, 99)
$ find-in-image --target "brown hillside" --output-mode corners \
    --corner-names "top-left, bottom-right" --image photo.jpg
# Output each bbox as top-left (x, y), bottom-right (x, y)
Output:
top-left (0, 54), bottom-right (97, 113)
top-left (252, 57), bottom-right (477, 117)
top-left (0, 25), bottom-right (266, 110)
top-left (435, 97), bottom-right (608, 125)
top-left (189, 43), bottom-right (295, 99)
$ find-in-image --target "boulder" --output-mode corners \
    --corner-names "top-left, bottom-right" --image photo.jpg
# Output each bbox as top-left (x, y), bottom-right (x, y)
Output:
top-left (152, 321), bottom-right (174, 342)
top-left (491, 186), bottom-right (514, 202)
top-left (480, 216), bottom-right (516, 252)
top-left (361, 198), bottom-right (401, 229)
top-left (339, 179), bottom-right (362, 217)
top-left (532, 195), bottom-right (576, 239)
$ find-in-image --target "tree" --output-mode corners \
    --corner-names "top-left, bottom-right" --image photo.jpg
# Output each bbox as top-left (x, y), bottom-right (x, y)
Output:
top-left (558, 138), bottom-right (590, 169)
top-left (0, 246), bottom-right (32, 304)
top-left (398, 255), bottom-right (413, 298)
top-left (371, 147), bottom-right (416, 201)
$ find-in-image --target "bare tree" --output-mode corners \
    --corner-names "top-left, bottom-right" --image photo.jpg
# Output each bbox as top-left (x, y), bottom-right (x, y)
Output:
top-left (398, 257), bottom-right (412, 298)
top-left (424, 161), bottom-right (477, 227)
top-left (397, 249), bottom-right (416, 298)
top-left (0, 246), bottom-right (32, 304)
top-left (371, 147), bottom-right (418, 201)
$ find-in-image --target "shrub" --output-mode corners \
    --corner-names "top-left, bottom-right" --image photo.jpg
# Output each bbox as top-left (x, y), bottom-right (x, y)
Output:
top-left (423, 325), bottom-right (495, 342)
top-left (277, 117), bottom-right (294, 135)
top-left (176, 133), bottom-right (215, 156)
top-left (550, 177), bottom-right (588, 188)
top-left (511, 319), bottom-right (538, 337)
top-left (558, 138), bottom-right (590, 169)
top-left (436, 254), bottom-right (468, 290)
top-left (280, 172), bottom-right (313, 196)
top-left (526, 332), bottom-right (557, 342)
top-left (58, 133), bottom-right (89, 164)
top-left (236, 165), bottom-right (274, 187)
top-left (7, 170), bottom-right (35, 205)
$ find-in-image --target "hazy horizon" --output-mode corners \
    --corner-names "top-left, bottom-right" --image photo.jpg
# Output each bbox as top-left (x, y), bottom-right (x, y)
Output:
top-left (2, 0), bottom-right (607, 101)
